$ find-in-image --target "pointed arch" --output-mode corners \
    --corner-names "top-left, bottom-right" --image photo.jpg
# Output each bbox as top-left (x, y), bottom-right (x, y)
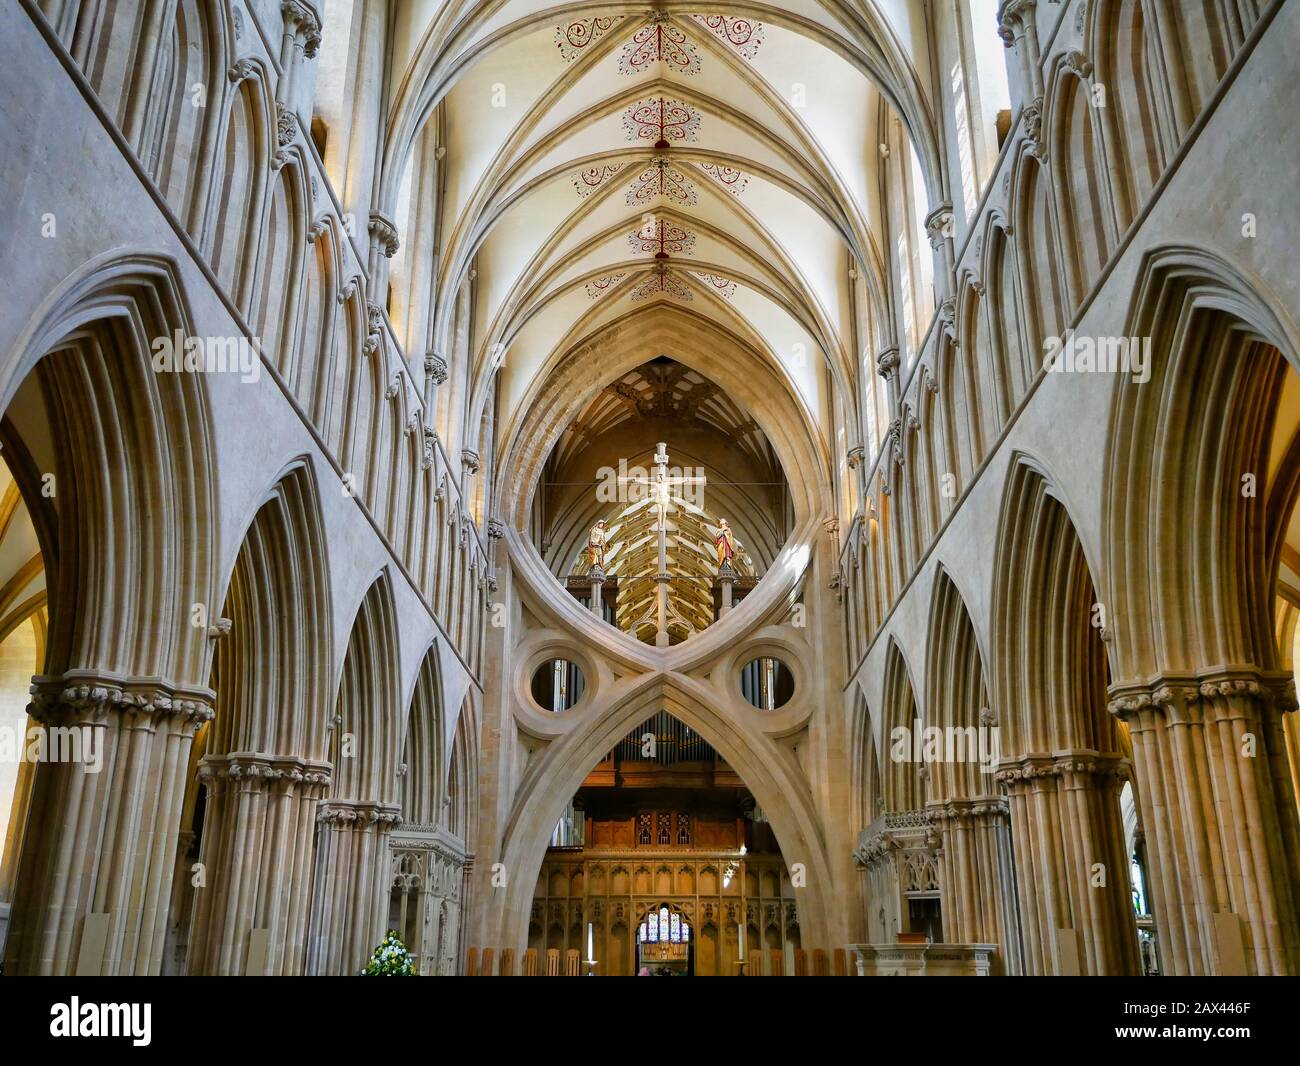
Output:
top-left (0, 253), bottom-right (218, 974)
top-left (992, 452), bottom-right (1137, 975)
top-left (332, 570), bottom-right (403, 803)
top-left (400, 643), bottom-right (444, 826)
top-left (882, 637), bottom-right (923, 812)
top-left (187, 460), bottom-right (334, 975)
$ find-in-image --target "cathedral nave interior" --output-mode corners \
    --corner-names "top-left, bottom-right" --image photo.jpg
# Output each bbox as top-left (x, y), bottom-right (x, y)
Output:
top-left (0, 0), bottom-right (1297, 991)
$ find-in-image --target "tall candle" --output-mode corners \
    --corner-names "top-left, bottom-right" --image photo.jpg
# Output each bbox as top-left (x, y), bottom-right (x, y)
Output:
top-left (738, 922), bottom-right (745, 960)
top-left (587, 922), bottom-right (594, 961)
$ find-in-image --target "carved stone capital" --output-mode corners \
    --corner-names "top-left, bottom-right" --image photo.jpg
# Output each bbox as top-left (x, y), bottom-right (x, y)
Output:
top-left (1022, 97), bottom-right (1047, 160)
top-left (486, 518), bottom-right (506, 539)
top-left (28, 675), bottom-right (215, 729)
top-left (997, 0), bottom-right (1037, 46)
top-left (876, 345), bottom-right (901, 379)
top-left (368, 211), bottom-right (400, 258)
top-left (319, 799), bottom-right (402, 828)
top-left (924, 202), bottom-right (954, 249)
top-left (276, 103), bottom-right (299, 147)
top-left (363, 301), bottom-right (384, 356)
top-left (425, 352), bottom-right (449, 385)
top-left (281, 1), bottom-right (322, 58)
top-left (462, 449), bottom-right (481, 475)
top-left (1063, 49), bottom-right (1094, 80)
top-left (199, 752), bottom-right (332, 788)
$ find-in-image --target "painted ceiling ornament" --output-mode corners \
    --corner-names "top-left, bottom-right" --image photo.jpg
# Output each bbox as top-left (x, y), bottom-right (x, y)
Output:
top-left (623, 96), bottom-right (701, 148)
top-left (572, 163), bottom-right (624, 197)
top-left (628, 217), bottom-right (696, 258)
top-left (698, 161), bottom-right (749, 195)
top-left (619, 15), bottom-right (701, 76)
top-left (555, 15), bottom-right (623, 63)
top-left (585, 272), bottom-right (626, 299)
top-left (632, 263), bottom-right (693, 302)
top-left (692, 15), bottom-right (765, 59)
top-left (693, 272), bottom-right (736, 298)
top-left (626, 159), bottom-right (697, 207)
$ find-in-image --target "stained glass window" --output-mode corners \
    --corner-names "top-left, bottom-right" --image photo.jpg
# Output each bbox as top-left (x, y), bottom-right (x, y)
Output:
top-left (638, 905), bottom-right (689, 943)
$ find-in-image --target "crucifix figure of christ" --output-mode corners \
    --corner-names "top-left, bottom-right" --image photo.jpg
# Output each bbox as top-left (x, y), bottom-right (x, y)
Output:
top-left (618, 442), bottom-right (707, 647)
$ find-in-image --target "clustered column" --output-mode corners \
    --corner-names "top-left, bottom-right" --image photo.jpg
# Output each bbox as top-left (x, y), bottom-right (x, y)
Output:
top-left (930, 797), bottom-right (1022, 973)
top-left (997, 753), bottom-right (1140, 974)
top-left (5, 678), bottom-right (213, 975)
top-left (187, 754), bottom-right (332, 975)
top-left (1109, 670), bottom-right (1300, 975)
top-left (306, 799), bottom-right (403, 974)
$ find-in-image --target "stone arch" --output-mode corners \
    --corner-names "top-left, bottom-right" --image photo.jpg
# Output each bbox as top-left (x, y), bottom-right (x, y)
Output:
top-left (187, 459), bottom-right (334, 975)
top-left (491, 678), bottom-right (837, 956)
top-left (331, 570), bottom-right (402, 804)
top-left (882, 637), bottom-right (923, 812)
top-left (924, 566), bottom-right (993, 803)
top-left (253, 156), bottom-right (310, 379)
top-left (982, 220), bottom-right (1030, 414)
top-left (1012, 150), bottom-right (1065, 349)
top-left (924, 564), bottom-right (1021, 971)
top-left (446, 692), bottom-right (478, 846)
top-left (1049, 62), bottom-right (1114, 303)
top-left (848, 685), bottom-right (882, 834)
top-left (306, 570), bottom-right (404, 974)
top-left (146, 0), bottom-right (230, 233)
top-left (991, 452), bottom-right (1137, 975)
top-left (1103, 245), bottom-right (1300, 975)
top-left (0, 252), bottom-right (218, 974)
top-left (1089, 0), bottom-right (1169, 227)
top-left (1104, 245), bottom-right (1300, 677)
top-left (208, 63), bottom-right (272, 309)
top-left (936, 333), bottom-right (976, 491)
top-left (399, 644), bottom-right (444, 826)
top-left (494, 306), bottom-right (831, 672)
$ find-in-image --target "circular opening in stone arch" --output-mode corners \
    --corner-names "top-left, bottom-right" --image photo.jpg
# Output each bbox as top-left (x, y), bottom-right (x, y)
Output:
top-left (739, 656), bottom-right (794, 710)
top-left (530, 658), bottom-right (585, 712)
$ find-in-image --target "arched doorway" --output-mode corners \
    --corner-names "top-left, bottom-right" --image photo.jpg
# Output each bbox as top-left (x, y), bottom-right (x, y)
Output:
top-left (637, 902), bottom-right (693, 976)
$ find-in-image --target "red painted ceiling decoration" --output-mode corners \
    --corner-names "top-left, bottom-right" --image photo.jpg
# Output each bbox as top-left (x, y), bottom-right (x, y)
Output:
top-left (698, 162), bottom-right (750, 195)
top-left (622, 96), bottom-right (701, 148)
top-left (625, 160), bottom-right (698, 207)
top-left (572, 163), bottom-right (624, 197)
top-left (619, 17), bottom-right (701, 76)
top-left (555, 15), bottom-right (764, 72)
top-left (555, 16), bottom-right (624, 63)
top-left (585, 272), bottom-right (627, 299)
top-left (628, 218), bottom-right (697, 259)
top-left (692, 15), bottom-right (766, 59)
top-left (632, 264), bottom-right (693, 302)
top-left (693, 272), bottom-right (738, 299)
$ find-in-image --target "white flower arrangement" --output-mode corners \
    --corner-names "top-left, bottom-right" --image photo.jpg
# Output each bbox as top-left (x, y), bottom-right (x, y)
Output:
top-left (360, 931), bottom-right (417, 975)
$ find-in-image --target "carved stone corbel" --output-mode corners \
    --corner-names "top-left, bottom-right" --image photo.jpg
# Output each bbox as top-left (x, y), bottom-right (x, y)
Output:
top-left (425, 352), bottom-right (449, 385)
top-left (368, 211), bottom-right (400, 258)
